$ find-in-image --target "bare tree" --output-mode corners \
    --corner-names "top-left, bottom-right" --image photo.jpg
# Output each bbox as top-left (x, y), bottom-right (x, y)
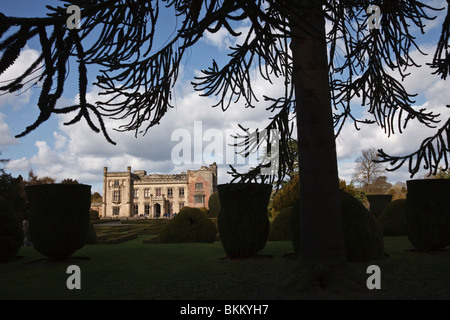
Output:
top-left (352, 148), bottom-right (386, 192)
top-left (0, 152), bottom-right (9, 174)
top-left (1, 0), bottom-right (449, 290)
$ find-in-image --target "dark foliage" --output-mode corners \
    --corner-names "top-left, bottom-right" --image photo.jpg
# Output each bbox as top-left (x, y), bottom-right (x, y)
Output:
top-left (366, 194), bottom-right (392, 218)
top-left (377, 199), bottom-right (407, 236)
top-left (405, 179), bottom-right (450, 251)
top-left (90, 209), bottom-right (99, 220)
top-left (0, 173), bottom-right (26, 216)
top-left (268, 206), bottom-right (292, 241)
top-left (0, 198), bottom-right (23, 262)
top-left (207, 191), bottom-right (220, 218)
top-left (290, 190), bottom-right (384, 262)
top-left (159, 207), bottom-right (217, 243)
top-left (217, 183), bottom-right (271, 259)
top-left (25, 184), bottom-right (91, 260)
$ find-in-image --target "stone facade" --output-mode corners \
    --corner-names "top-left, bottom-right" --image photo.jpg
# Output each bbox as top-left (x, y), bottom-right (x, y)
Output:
top-left (102, 163), bottom-right (217, 218)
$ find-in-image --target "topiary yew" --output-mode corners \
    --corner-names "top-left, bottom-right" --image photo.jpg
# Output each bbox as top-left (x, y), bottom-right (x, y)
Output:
top-left (218, 183), bottom-right (271, 259)
top-left (290, 190), bottom-right (384, 262)
top-left (208, 191), bottom-right (221, 218)
top-left (377, 199), bottom-right (407, 236)
top-left (405, 179), bottom-right (450, 251)
top-left (159, 207), bottom-right (217, 243)
top-left (26, 184), bottom-right (91, 260)
top-left (0, 198), bottom-right (23, 262)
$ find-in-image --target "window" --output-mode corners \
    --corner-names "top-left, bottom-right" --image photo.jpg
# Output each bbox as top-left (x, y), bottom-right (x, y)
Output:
top-left (179, 202), bottom-right (185, 211)
top-left (113, 190), bottom-right (121, 202)
top-left (155, 188), bottom-right (162, 197)
top-left (194, 194), bottom-right (205, 204)
top-left (144, 189), bottom-right (150, 198)
top-left (179, 187), bottom-right (185, 197)
top-left (168, 202), bottom-right (173, 215)
top-left (134, 188), bottom-right (139, 198)
top-left (195, 183), bottom-right (203, 190)
top-left (133, 203), bottom-right (139, 216)
top-left (145, 203), bottom-right (150, 215)
top-left (113, 207), bottom-right (120, 216)
top-left (167, 188), bottom-right (173, 197)
top-left (114, 180), bottom-right (119, 187)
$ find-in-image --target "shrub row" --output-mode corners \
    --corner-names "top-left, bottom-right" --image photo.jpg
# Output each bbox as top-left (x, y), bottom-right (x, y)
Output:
top-left (269, 190), bottom-right (384, 262)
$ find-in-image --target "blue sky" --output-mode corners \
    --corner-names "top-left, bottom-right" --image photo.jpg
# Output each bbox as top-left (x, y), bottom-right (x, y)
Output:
top-left (1, 0), bottom-right (449, 195)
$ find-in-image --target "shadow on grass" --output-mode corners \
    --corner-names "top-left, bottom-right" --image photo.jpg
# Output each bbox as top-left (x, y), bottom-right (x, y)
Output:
top-left (0, 236), bottom-right (449, 300)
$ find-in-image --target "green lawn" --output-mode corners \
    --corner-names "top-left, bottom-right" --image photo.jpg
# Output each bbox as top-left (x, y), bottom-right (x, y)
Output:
top-left (1, 236), bottom-right (449, 300)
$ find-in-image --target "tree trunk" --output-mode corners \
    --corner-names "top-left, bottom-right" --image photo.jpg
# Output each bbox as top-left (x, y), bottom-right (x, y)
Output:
top-left (286, 1), bottom-right (359, 291)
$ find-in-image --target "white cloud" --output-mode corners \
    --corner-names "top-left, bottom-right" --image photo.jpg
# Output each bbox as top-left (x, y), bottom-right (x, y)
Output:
top-left (4, 66), bottom-right (286, 193)
top-left (336, 101), bottom-right (450, 184)
top-left (5, 157), bottom-right (30, 172)
top-left (0, 47), bottom-right (41, 109)
top-left (53, 131), bottom-right (67, 150)
top-left (0, 112), bottom-right (18, 146)
top-left (202, 22), bottom-right (252, 51)
top-left (5, 11), bottom-right (449, 193)
top-left (203, 27), bottom-right (233, 51)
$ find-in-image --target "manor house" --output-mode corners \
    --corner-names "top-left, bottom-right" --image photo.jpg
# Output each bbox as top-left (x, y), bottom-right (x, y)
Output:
top-left (102, 163), bottom-right (217, 218)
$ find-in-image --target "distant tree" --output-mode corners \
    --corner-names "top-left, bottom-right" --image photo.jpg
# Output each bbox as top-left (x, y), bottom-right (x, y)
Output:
top-left (91, 192), bottom-right (102, 203)
top-left (0, 172), bottom-right (26, 215)
top-left (283, 139), bottom-right (299, 180)
top-left (0, 152), bottom-right (9, 174)
top-left (60, 178), bottom-right (79, 184)
top-left (370, 176), bottom-right (393, 194)
top-left (352, 148), bottom-right (386, 193)
top-left (270, 174), bottom-right (300, 217)
top-left (387, 181), bottom-right (407, 200)
top-left (424, 167), bottom-right (450, 179)
top-left (339, 179), bottom-right (366, 204)
top-left (26, 170), bottom-right (56, 185)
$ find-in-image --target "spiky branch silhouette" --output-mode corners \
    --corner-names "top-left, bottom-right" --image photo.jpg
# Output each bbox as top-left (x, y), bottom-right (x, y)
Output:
top-left (0, 0), bottom-right (449, 186)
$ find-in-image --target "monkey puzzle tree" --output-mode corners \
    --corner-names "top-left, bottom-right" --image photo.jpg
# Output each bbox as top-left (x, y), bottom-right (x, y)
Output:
top-left (1, 0), bottom-right (449, 290)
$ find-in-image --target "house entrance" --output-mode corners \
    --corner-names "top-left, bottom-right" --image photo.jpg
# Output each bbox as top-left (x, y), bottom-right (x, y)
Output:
top-left (154, 203), bottom-right (161, 218)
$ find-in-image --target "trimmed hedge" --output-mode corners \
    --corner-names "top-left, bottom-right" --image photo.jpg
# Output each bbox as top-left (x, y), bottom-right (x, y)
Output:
top-left (0, 198), bottom-right (23, 262)
top-left (290, 190), bottom-right (384, 262)
top-left (218, 183), bottom-right (271, 259)
top-left (377, 199), bottom-right (407, 236)
top-left (341, 191), bottom-right (384, 262)
top-left (159, 207), bottom-right (217, 243)
top-left (406, 179), bottom-right (450, 251)
top-left (208, 192), bottom-right (221, 218)
top-left (26, 184), bottom-right (91, 260)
